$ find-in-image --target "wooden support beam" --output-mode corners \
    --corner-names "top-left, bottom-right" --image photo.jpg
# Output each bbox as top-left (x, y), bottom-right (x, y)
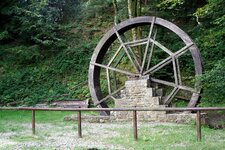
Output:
top-left (78, 110), bottom-right (82, 138)
top-left (91, 62), bottom-right (139, 77)
top-left (133, 110), bottom-right (138, 140)
top-left (113, 27), bottom-right (140, 72)
top-left (196, 110), bottom-right (202, 142)
top-left (32, 110), bottom-right (35, 135)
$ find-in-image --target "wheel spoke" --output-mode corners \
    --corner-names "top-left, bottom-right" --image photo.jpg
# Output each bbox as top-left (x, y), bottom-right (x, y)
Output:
top-left (172, 56), bottom-right (178, 85)
top-left (94, 86), bottom-right (125, 106)
top-left (117, 34), bottom-right (141, 68)
top-left (111, 96), bottom-right (117, 101)
top-left (112, 71), bottom-right (118, 91)
top-left (113, 27), bottom-right (140, 72)
top-left (146, 29), bottom-right (157, 71)
top-left (122, 35), bottom-right (142, 69)
top-left (89, 16), bottom-right (202, 109)
top-left (188, 92), bottom-right (200, 107)
top-left (108, 45), bottom-right (123, 66)
top-left (141, 17), bottom-right (156, 73)
top-left (163, 87), bottom-right (179, 105)
top-left (143, 43), bottom-right (194, 75)
top-left (127, 45), bottom-right (141, 69)
top-left (176, 58), bottom-right (182, 85)
top-left (150, 77), bottom-right (197, 93)
top-left (113, 51), bottom-right (126, 67)
top-left (91, 62), bottom-right (139, 77)
top-left (144, 56), bottom-right (172, 75)
top-left (124, 38), bottom-right (148, 47)
top-left (106, 69), bottom-right (111, 94)
top-left (175, 43), bottom-right (194, 57)
top-left (150, 39), bottom-right (174, 55)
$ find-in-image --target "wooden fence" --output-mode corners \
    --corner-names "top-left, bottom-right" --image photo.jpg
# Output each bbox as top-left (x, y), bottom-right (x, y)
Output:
top-left (0, 107), bottom-right (225, 141)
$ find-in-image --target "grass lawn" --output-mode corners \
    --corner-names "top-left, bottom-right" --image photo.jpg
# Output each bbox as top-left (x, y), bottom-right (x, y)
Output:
top-left (0, 110), bottom-right (76, 132)
top-left (0, 110), bottom-right (225, 150)
top-left (108, 124), bottom-right (225, 150)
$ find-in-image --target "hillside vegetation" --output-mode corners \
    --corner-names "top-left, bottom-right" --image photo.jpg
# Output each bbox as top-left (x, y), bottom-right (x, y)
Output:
top-left (0, 0), bottom-right (224, 106)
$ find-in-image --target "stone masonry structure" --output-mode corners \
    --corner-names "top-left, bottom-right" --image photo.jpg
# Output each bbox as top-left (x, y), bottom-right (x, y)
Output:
top-left (111, 79), bottom-right (167, 121)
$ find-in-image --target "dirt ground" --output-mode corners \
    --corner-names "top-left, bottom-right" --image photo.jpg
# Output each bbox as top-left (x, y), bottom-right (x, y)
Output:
top-left (0, 122), bottom-right (178, 150)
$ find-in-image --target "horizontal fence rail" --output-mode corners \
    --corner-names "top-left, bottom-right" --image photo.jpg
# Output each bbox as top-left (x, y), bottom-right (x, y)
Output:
top-left (0, 107), bottom-right (225, 142)
top-left (0, 107), bottom-right (225, 111)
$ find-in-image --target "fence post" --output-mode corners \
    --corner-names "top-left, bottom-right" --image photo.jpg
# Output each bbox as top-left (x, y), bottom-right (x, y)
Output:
top-left (196, 110), bottom-right (202, 141)
top-left (133, 110), bottom-right (138, 140)
top-left (78, 110), bottom-right (82, 138)
top-left (32, 110), bottom-right (35, 135)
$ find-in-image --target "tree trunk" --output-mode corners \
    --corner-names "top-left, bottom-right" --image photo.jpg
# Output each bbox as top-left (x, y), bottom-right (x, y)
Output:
top-left (136, 0), bottom-right (142, 61)
top-left (113, 0), bottom-right (119, 25)
top-left (127, 0), bottom-right (142, 63)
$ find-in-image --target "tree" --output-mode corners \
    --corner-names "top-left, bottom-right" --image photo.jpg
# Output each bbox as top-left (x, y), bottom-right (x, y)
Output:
top-left (127, 0), bottom-right (142, 62)
top-left (0, 0), bottom-right (77, 49)
top-left (113, 0), bottom-right (119, 24)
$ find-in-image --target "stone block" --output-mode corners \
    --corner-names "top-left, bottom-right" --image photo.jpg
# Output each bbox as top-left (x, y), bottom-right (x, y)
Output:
top-left (111, 79), bottom-right (168, 121)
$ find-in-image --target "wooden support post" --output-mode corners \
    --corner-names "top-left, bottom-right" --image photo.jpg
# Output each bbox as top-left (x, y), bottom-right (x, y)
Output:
top-left (32, 110), bottom-right (35, 135)
top-left (133, 110), bottom-right (138, 140)
top-left (78, 110), bottom-right (82, 138)
top-left (196, 110), bottom-right (202, 141)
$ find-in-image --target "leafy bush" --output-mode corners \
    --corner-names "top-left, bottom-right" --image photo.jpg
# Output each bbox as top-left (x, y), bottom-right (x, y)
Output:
top-left (200, 59), bottom-right (225, 105)
top-left (193, 0), bottom-right (225, 105)
top-left (0, 0), bottom-right (68, 49)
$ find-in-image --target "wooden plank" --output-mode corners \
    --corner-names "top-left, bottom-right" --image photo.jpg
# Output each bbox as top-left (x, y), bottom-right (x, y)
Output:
top-left (113, 51), bottom-right (125, 67)
top-left (196, 111), bottom-right (202, 141)
top-left (108, 45), bottom-right (123, 66)
top-left (146, 29), bottom-right (157, 70)
top-left (113, 27), bottom-right (140, 72)
top-left (32, 110), bottom-right (35, 135)
top-left (1, 107), bottom-right (225, 111)
top-left (141, 17), bottom-right (156, 73)
top-left (106, 69), bottom-right (112, 94)
top-left (144, 56), bottom-right (172, 75)
top-left (172, 56), bottom-right (178, 85)
top-left (94, 86), bottom-right (125, 106)
top-left (91, 62), bottom-right (139, 77)
top-left (175, 43), bottom-right (194, 57)
top-left (144, 43), bottom-right (194, 76)
top-left (78, 111), bottom-right (82, 138)
top-left (150, 77), bottom-right (197, 93)
top-left (50, 100), bottom-right (89, 108)
top-left (150, 39), bottom-right (174, 55)
top-left (124, 38), bottom-right (148, 46)
top-left (176, 58), bottom-right (182, 85)
top-left (127, 45), bottom-right (141, 69)
top-left (133, 110), bottom-right (138, 140)
top-left (128, 41), bottom-right (147, 47)
top-left (164, 88), bottom-right (179, 105)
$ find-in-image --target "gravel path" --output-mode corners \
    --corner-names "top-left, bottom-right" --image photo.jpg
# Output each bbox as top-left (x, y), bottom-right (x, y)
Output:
top-left (0, 122), bottom-right (178, 150)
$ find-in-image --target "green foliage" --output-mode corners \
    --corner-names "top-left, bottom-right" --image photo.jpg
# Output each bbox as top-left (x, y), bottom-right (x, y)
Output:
top-left (200, 59), bottom-right (225, 105)
top-left (0, 0), bottom-right (68, 49)
top-left (157, 0), bottom-right (185, 10)
top-left (157, 0), bottom-right (206, 23)
top-left (192, 0), bottom-right (225, 104)
top-left (80, 0), bottom-right (113, 18)
top-left (0, 44), bottom-right (93, 105)
top-left (195, 0), bottom-right (225, 26)
top-left (0, 0), bottom-right (224, 106)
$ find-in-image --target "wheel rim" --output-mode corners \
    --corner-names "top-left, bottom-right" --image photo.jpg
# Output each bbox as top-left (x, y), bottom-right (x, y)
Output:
top-left (89, 16), bottom-right (203, 111)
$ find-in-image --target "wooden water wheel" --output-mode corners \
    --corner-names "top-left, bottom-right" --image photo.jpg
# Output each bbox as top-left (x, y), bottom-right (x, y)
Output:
top-left (89, 16), bottom-right (203, 114)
